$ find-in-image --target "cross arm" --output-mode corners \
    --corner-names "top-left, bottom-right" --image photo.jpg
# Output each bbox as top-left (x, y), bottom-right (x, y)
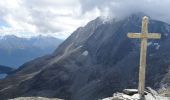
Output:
top-left (147, 33), bottom-right (161, 39)
top-left (127, 33), bottom-right (161, 39)
top-left (127, 33), bottom-right (141, 38)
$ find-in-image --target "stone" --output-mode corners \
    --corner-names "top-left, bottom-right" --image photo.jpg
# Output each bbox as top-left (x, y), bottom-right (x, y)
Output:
top-left (146, 87), bottom-right (158, 95)
top-left (123, 89), bottom-right (138, 95)
top-left (102, 88), bottom-right (169, 100)
top-left (123, 89), bottom-right (147, 95)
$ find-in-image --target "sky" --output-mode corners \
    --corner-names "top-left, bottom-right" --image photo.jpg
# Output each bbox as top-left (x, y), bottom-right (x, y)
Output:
top-left (0, 0), bottom-right (170, 39)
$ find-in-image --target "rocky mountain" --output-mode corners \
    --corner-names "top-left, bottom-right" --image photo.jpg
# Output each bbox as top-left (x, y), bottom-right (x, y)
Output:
top-left (0, 35), bottom-right (63, 68)
top-left (0, 65), bottom-right (14, 74)
top-left (0, 65), bottom-right (14, 79)
top-left (0, 13), bottom-right (170, 100)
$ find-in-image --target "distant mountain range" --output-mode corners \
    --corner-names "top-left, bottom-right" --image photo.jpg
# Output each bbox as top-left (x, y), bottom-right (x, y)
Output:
top-left (0, 13), bottom-right (170, 100)
top-left (0, 65), bottom-right (14, 74)
top-left (0, 35), bottom-right (63, 68)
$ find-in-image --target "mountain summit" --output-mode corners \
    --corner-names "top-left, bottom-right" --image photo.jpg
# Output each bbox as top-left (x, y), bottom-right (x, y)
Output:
top-left (0, 14), bottom-right (170, 100)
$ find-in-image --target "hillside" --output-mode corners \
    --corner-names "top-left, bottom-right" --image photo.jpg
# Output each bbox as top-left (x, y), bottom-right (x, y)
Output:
top-left (0, 14), bottom-right (170, 100)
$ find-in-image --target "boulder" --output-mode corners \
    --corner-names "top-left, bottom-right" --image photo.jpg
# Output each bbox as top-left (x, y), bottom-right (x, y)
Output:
top-left (102, 88), bottom-right (170, 100)
top-left (123, 89), bottom-right (147, 95)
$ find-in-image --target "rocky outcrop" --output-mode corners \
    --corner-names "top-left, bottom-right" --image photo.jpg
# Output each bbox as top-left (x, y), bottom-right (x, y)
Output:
top-left (102, 88), bottom-right (170, 100)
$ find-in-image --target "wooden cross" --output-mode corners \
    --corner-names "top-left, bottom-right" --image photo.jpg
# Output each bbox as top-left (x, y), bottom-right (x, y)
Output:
top-left (127, 16), bottom-right (161, 98)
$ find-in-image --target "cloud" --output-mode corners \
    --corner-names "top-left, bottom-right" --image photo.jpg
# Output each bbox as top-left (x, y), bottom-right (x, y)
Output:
top-left (0, 0), bottom-right (170, 39)
top-left (79, 0), bottom-right (170, 21)
top-left (0, 0), bottom-right (100, 39)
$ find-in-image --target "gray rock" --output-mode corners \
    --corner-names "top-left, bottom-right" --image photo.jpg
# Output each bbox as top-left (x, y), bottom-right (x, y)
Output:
top-left (146, 87), bottom-right (158, 95)
top-left (103, 89), bottom-right (169, 100)
top-left (123, 89), bottom-right (147, 95)
top-left (123, 89), bottom-right (138, 95)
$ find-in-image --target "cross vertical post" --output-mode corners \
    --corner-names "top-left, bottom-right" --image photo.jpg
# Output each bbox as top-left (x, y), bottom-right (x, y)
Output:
top-left (138, 16), bottom-right (148, 98)
top-left (127, 16), bottom-right (161, 99)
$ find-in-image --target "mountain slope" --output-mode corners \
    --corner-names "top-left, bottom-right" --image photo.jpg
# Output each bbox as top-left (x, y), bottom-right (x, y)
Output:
top-left (0, 65), bottom-right (14, 79)
top-left (0, 65), bottom-right (14, 74)
top-left (0, 35), bottom-right (63, 68)
top-left (0, 14), bottom-right (170, 100)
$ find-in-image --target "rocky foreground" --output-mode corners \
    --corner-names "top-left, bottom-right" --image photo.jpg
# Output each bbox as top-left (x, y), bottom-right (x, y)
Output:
top-left (102, 88), bottom-right (170, 100)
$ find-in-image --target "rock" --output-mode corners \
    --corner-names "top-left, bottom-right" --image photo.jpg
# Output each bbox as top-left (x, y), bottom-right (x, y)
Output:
top-left (9, 97), bottom-right (63, 100)
top-left (123, 89), bottom-right (138, 95)
top-left (146, 87), bottom-right (158, 95)
top-left (123, 89), bottom-right (147, 95)
top-left (102, 88), bottom-right (170, 100)
top-left (112, 92), bottom-right (140, 100)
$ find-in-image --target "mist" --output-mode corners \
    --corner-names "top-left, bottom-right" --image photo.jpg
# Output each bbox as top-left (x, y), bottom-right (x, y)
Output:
top-left (0, 0), bottom-right (170, 38)
top-left (79, 0), bottom-right (170, 23)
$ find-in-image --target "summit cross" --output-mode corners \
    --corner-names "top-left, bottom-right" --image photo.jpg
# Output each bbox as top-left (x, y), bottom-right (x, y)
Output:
top-left (127, 16), bottom-right (161, 99)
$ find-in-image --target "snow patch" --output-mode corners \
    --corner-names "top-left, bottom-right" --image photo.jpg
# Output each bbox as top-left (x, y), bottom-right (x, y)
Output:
top-left (102, 97), bottom-right (112, 100)
top-left (148, 42), bottom-right (152, 46)
top-left (101, 16), bottom-right (114, 24)
top-left (75, 33), bottom-right (79, 39)
top-left (82, 51), bottom-right (88, 56)
top-left (165, 33), bottom-right (168, 37)
top-left (165, 24), bottom-right (170, 33)
top-left (153, 43), bottom-right (160, 50)
top-left (149, 54), bottom-right (153, 57)
top-left (0, 73), bottom-right (7, 79)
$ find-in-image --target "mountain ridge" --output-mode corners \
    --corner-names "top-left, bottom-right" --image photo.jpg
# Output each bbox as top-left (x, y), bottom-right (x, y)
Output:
top-left (0, 35), bottom-right (63, 68)
top-left (0, 14), bottom-right (170, 100)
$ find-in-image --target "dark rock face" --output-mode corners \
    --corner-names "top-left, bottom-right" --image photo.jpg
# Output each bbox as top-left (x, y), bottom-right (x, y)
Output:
top-left (0, 65), bottom-right (14, 74)
top-left (0, 65), bottom-right (14, 79)
top-left (0, 14), bottom-right (170, 100)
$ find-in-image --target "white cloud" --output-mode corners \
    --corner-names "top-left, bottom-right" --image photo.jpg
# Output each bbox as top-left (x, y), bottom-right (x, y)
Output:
top-left (0, 0), bottom-right (170, 39)
top-left (0, 0), bottom-right (101, 39)
top-left (79, 0), bottom-right (170, 21)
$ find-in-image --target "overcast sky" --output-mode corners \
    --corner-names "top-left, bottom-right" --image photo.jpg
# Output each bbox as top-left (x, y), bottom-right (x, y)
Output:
top-left (0, 0), bottom-right (170, 39)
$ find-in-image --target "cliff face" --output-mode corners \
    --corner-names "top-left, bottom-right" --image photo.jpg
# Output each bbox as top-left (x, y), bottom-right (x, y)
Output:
top-left (0, 14), bottom-right (170, 100)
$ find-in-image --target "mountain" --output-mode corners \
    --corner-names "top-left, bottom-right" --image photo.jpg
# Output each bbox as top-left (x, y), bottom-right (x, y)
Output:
top-left (0, 65), bottom-right (14, 74)
top-left (0, 65), bottom-right (14, 79)
top-left (0, 35), bottom-right (63, 68)
top-left (0, 14), bottom-right (170, 100)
